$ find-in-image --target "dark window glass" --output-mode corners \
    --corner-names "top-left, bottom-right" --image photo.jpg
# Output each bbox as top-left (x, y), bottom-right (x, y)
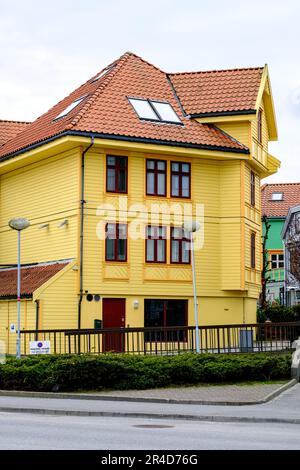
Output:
top-left (250, 171), bottom-right (255, 206)
top-left (105, 223), bottom-right (127, 261)
top-left (144, 299), bottom-right (187, 341)
top-left (258, 109), bottom-right (263, 144)
top-left (146, 159), bottom-right (166, 196)
top-left (251, 232), bottom-right (256, 269)
top-left (171, 162), bottom-right (190, 198)
top-left (106, 156), bottom-right (127, 193)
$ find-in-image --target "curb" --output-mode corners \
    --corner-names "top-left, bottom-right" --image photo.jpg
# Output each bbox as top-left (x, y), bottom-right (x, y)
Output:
top-left (0, 380), bottom-right (296, 407)
top-left (0, 406), bottom-right (300, 425)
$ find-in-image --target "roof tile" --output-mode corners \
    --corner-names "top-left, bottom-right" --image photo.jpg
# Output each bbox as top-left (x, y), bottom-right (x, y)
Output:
top-left (0, 261), bottom-right (69, 298)
top-left (0, 120), bottom-right (30, 146)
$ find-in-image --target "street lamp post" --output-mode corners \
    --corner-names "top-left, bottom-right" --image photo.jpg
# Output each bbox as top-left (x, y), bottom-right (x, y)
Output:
top-left (184, 220), bottom-right (201, 353)
top-left (8, 218), bottom-right (30, 359)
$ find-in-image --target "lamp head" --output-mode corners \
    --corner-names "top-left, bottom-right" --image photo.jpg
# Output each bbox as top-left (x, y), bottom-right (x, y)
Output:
top-left (183, 220), bottom-right (200, 233)
top-left (8, 218), bottom-right (30, 231)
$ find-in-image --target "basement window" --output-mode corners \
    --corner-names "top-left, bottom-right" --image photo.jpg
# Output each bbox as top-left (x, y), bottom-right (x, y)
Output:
top-left (53, 95), bottom-right (87, 121)
top-left (128, 98), bottom-right (182, 124)
top-left (271, 192), bottom-right (283, 201)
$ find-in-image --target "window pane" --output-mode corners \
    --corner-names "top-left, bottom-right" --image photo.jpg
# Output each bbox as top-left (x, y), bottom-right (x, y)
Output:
top-left (107, 156), bottom-right (115, 166)
top-left (182, 241), bottom-right (190, 263)
top-left (146, 240), bottom-right (155, 262)
top-left (172, 162), bottom-right (179, 172)
top-left (118, 169), bottom-right (126, 192)
top-left (166, 300), bottom-right (187, 327)
top-left (118, 224), bottom-right (127, 239)
top-left (279, 262), bottom-right (284, 268)
top-left (172, 175), bottom-right (179, 196)
top-left (182, 176), bottom-right (189, 197)
top-left (157, 173), bottom-right (165, 195)
top-left (182, 164), bottom-right (189, 173)
top-left (118, 239), bottom-right (126, 260)
top-left (157, 161), bottom-right (165, 171)
top-left (147, 173), bottom-right (155, 194)
top-left (271, 262), bottom-right (277, 269)
top-left (157, 240), bottom-right (165, 262)
top-left (106, 224), bottom-right (116, 239)
top-left (129, 98), bottom-right (159, 120)
top-left (107, 169), bottom-right (115, 191)
top-left (151, 101), bottom-right (181, 123)
top-left (271, 254), bottom-right (277, 261)
top-left (171, 240), bottom-right (179, 262)
top-left (147, 160), bottom-right (155, 169)
top-left (172, 227), bottom-right (181, 239)
top-left (279, 254), bottom-right (284, 261)
top-left (144, 300), bottom-right (164, 328)
top-left (106, 239), bottom-right (115, 260)
top-left (118, 157), bottom-right (127, 169)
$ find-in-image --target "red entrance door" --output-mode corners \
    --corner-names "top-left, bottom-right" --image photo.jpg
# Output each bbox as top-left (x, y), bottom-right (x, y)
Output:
top-left (102, 298), bottom-right (126, 352)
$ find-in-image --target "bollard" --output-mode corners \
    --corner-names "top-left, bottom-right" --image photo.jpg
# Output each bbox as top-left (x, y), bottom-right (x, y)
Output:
top-left (291, 337), bottom-right (300, 382)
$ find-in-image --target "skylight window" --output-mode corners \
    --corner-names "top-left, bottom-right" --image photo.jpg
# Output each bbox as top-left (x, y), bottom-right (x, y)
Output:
top-left (92, 65), bottom-right (115, 82)
top-left (271, 192), bottom-right (283, 201)
top-left (54, 96), bottom-right (86, 121)
top-left (151, 101), bottom-right (181, 123)
top-left (128, 98), bottom-right (182, 124)
top-left (128, 98), bottom-right (159, 121)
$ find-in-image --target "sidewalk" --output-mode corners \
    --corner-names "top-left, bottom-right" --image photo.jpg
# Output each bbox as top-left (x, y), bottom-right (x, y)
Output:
top-left (0, 380), bottom-right (294, 406)
top-left (0, 381), bottom-right (299, 424)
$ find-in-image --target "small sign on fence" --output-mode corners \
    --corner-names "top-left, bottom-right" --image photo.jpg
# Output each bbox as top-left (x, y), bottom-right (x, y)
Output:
top-left (29, 341), bottom-right (51, 355)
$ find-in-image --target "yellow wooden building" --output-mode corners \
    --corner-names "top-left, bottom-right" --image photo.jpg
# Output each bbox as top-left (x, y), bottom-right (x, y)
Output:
top-left (0, 52), bottom-right (280, 353)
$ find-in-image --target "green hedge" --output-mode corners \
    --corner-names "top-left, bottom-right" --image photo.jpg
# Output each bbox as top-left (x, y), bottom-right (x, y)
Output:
top-left (0, 352), bottom-right (291, 392)
top-left (257, 304), bottom-right (300, 323)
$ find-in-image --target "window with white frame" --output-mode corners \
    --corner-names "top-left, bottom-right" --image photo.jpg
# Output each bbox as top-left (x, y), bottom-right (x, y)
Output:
top-left (270, 253), bottom-right (284, 269)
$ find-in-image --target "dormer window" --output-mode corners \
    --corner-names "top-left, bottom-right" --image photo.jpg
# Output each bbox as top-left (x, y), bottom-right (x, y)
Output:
top-left (128, 98), bottom-right (182, 124)
top-left (271, 192), bottom-right (283, 201)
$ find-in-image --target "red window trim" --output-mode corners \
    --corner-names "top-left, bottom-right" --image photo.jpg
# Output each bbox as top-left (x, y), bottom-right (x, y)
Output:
top-left (146, 159), bottom-right (167, 196)
top-left (106, 155), bottom-right (128, 194)
top-left (170, 161), bottom-right (191, 199)
top-left (251, 232), bottom-right (256, 269)
top-left (105, 223), bottom-right (127, 262)
top-left (257, 109), bottom-right (263, 144)
top-left (170, 227), bottom-right (191, 264)
top-left (250, 170), bottom-right (255, 207)
top-left (145, 226), bottom-right (167, 263)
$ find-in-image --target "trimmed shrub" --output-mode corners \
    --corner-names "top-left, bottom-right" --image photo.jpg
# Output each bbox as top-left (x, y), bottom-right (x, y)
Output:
top-left (257, 304), bottom-right (300, 323)
top-left (0, 352), bottom-right (291, 392)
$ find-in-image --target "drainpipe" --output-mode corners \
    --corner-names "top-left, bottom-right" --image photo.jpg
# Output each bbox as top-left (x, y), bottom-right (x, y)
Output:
top-left (78, 137), bottom-right (95, 330)
top-left (35, 300), bottom-right (40, 340)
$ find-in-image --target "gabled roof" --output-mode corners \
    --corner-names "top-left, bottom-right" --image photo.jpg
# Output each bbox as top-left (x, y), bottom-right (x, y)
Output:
top-left (169, 67), bottom-right (264, 117)
top-left (0, 52), bottom-right (257, 161)
top-left (0, 261), bottom-right (69, 298)
top-left (282, 204), bottom-right (300, 240)
top-left (261, 183), bottom-right (300, 217)
top-left (0, 120), bottom-right (30, 146)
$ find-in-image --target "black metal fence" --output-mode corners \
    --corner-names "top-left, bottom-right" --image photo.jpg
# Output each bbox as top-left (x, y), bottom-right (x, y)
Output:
top-left (20, 322), bottom-right (300, 356)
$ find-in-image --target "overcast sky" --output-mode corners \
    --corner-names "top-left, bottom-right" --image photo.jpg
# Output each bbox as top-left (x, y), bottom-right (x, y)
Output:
top-left (0, 0), bottom-right (299, 183)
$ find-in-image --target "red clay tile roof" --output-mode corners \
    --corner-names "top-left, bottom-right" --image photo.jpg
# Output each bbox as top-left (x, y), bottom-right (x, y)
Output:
top-left (0, 261), bottom-right (69, 298)
top-left (261, 183), bottom-right (300, 217)
top-left (0, 120), bottom-right (30, 146)
top-left (0, 52), bottom-right (257, 160)
top-left (169, 67), bottom-right (263, 116)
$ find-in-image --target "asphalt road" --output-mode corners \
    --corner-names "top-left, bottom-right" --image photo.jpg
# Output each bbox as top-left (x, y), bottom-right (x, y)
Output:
top-left (0, 412), bottom-right (300, 450)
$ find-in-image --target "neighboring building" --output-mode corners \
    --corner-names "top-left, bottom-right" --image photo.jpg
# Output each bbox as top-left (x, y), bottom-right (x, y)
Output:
top-left (0, 120), bottom-right (30, 146)
top-left (0, 52), bottom-right (280, 354)
top-left (261, 183), bottom-right (300, 303)
top-left (282, 205), bottom-right (300, 306)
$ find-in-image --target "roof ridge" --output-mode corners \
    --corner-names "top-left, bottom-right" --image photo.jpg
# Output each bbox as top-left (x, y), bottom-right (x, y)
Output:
top-left (66, 52), bottom-right (132, 130)
top-left (0, 119), bottom-right (30, 124)
top-left (262, 182), bottom-right (300, 187)
top-left (169, 66), bottom-right (264, 76)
